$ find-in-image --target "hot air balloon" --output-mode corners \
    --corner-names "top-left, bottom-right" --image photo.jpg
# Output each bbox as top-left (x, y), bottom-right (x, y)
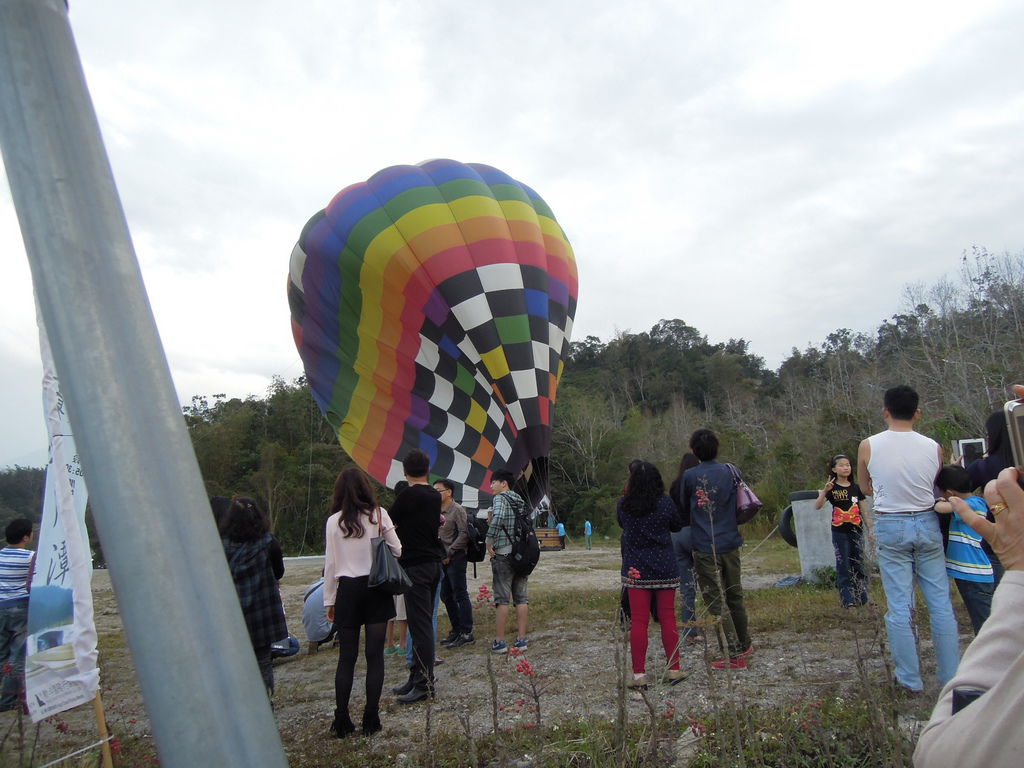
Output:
top-left (288, 159), bottom-right (577, 510)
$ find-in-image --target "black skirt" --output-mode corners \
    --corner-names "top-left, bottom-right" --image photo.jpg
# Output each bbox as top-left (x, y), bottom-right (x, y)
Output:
top-left (333, 575), bottom-right (396, 628)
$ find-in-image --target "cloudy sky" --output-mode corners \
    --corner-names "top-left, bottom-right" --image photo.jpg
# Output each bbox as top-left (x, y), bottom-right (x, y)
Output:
top-left (2, 0), bottom-right (1023, 467)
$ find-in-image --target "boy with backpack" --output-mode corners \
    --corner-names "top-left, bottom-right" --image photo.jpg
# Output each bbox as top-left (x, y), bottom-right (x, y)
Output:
top-left (485, 469), bottom-right (537, 653)
top-left (934, 464), bottom-right (995, 634)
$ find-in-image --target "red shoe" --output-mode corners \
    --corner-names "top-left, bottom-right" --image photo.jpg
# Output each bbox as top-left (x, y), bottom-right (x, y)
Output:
top-left (739, 644), bottom-right (754, 657)
top-left (710, 655), bottom-right (746, 670)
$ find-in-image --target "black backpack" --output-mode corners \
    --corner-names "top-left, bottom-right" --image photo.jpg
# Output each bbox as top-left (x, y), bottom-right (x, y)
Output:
top-left (465, 517), bottom-right (488, 564)
top-left (499, 493), bottom-right (540, 576)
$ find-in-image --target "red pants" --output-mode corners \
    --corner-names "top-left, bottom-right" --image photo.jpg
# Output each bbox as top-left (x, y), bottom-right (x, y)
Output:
top-left (627, 588), bottom-right (680, 674)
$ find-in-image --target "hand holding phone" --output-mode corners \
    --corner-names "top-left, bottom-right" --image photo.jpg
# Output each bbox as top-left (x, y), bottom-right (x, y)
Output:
top-left (1004, 398), bottom-right (1024, 467)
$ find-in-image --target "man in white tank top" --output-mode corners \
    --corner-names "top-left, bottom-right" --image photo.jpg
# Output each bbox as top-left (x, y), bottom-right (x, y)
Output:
top-left (857, 385), bottom-right (960, 692)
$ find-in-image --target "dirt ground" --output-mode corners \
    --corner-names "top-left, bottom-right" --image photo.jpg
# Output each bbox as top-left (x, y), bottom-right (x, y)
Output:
top-left (2, 540), bottom-right (949, 766)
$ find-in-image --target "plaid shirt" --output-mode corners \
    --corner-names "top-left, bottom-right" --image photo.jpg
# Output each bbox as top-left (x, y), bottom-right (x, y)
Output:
top-left (486, 490), bottom-right (526, 555)
top-left (223, 534), bottom-right (288, 648)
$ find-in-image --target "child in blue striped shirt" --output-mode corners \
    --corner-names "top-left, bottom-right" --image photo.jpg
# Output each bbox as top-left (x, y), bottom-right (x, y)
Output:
top-left (934, 465), bottom-right (994, 634)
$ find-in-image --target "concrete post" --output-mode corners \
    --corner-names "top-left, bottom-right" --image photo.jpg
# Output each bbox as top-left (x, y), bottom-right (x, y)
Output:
top-left (788, 490), bottom-right (835, 582)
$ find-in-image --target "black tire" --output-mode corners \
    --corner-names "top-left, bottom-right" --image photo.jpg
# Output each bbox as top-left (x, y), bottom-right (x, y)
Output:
top-left (779, 505), bottom-right (798, 548)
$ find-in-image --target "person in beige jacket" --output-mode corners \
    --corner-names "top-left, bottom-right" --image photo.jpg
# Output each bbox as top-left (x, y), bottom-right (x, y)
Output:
top-left (914, 433), bottom-right (1024, 767)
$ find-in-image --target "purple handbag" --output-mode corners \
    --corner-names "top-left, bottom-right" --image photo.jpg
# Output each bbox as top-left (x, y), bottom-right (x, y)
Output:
top-left (727, 463), bottom-right (762, 524)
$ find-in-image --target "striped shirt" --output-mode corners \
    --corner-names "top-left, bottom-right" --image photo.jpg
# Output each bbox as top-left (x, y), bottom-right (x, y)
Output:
top-left (946, 496), bottom-right (993, 583)
top-left (0, 546), bottom-right (34, 604)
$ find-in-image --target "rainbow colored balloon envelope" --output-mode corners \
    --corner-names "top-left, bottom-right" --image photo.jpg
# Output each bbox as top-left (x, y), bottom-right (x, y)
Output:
top-left (288, 159), bottom-right (578, 509)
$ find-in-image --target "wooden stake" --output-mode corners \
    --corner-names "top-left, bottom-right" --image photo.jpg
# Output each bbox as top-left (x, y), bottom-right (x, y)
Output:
top-left (93, 693), bottom-right (114, 768)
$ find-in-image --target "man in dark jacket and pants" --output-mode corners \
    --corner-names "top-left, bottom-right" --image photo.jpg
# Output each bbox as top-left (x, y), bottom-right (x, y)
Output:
top-left (681, 429), bottom-right (753, 670)
top-left (389, 450), bottom-right (445, 703)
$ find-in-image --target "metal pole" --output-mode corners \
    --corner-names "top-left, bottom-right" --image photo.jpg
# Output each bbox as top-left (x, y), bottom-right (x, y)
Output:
top-left (0, 2), bottom-right (288, 766)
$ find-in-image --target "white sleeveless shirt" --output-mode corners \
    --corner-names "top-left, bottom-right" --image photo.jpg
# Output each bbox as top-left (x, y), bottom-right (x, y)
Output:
top-left (867, 429), bottom-right (940, 513)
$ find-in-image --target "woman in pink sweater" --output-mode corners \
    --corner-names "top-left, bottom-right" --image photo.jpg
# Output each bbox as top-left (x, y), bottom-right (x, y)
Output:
top-left (323, 468), bottom-right (401, 738)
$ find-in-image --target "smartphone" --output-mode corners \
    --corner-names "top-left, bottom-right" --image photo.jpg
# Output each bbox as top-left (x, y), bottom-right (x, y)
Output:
top-left (952, 687), bottom-right (984, 714)
top-left (1004, 398), bottom-right (1024, 466)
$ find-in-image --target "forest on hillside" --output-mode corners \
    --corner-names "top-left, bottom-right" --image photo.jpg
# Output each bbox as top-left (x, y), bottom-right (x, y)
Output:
top-left (3, 248), bottom-right (1022, 555)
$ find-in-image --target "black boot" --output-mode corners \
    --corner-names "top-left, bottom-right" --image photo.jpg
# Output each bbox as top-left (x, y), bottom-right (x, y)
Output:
top-left (361, 708), bottom-right (382, 736)
top-left (396, 686), bottom-right (431, 704)
top-left (330, 712), bottom-right (356, 738)
top-left (396, 677), bottom-right (435, 704)
top-left (391, 672), bottom-right (415, 696)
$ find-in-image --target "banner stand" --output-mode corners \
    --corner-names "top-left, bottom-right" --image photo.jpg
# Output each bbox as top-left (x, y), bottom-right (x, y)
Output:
top-left (93, 693), bottom-right (114, 768)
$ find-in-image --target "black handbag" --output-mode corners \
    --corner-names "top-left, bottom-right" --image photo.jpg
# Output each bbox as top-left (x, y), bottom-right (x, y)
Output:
top-left (367, 511), bottom-right (412, 595)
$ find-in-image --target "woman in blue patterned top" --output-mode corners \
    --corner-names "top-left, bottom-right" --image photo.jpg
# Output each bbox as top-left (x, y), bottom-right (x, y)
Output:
top-left (617, 461), bottom-right (686, 688)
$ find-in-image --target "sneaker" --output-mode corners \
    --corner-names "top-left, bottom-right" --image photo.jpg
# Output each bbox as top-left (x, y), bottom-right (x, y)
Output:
top-left (384, 644), bottom-right (398, 656)
top-left (449, 633), bottom-right (475, 648)
top-left (491, 639), bottom-right (508, 654)
top-left (739, 644), bottom-right (754, 657)
top-left (440, 630), bottom-right (459, 647)
top-left (710, 656), bottom-right (746, 670)
top-left (513, 637), bottom-right (528, 651)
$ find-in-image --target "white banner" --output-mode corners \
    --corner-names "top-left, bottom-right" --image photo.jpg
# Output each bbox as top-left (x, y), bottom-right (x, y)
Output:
top-left (25, 324), bottom-right (99, 722)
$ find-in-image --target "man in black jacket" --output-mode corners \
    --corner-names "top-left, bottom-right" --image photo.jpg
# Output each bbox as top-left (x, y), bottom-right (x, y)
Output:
top-left (388, 450), bottom-right (445, 703)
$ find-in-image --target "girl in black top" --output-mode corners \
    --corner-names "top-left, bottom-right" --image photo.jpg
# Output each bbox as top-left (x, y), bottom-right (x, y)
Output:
top-left (814, 455), bottom-right (869, 608)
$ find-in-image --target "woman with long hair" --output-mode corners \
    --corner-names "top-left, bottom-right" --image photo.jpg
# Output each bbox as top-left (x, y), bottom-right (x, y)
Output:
top-left (323, 467), bottom-right (401, 737)
top-left (219, 496), bottom-right (287, 697)
top-left (617, 461), bottom-right (686, 688)
top-left (968, 411), bottom-right (1013, 488)
top-left (669, 452), bottom-right (702, 641)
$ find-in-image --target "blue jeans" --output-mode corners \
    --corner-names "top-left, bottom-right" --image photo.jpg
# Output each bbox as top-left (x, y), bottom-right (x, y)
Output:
top-left (440, 553), bottom-right (473, 635)
top-left (0, 601), bottom-right (28, 711)
top-left (832, 527), bottom-right (869, 607)
top-left (874, 513), bottom-right (960, 691)
top-left (670, 527), bottom-right (698, 637)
